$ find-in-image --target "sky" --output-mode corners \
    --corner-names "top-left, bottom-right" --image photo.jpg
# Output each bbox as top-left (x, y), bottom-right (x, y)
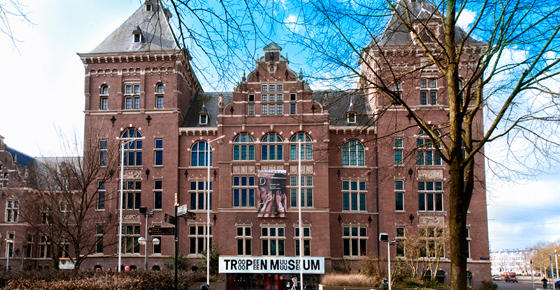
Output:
top-left (0, 0), bottom-right (559, 252)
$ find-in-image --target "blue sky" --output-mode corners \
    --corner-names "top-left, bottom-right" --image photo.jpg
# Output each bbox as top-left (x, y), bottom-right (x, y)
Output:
top-left (0, 0), bottom-right (558, 252)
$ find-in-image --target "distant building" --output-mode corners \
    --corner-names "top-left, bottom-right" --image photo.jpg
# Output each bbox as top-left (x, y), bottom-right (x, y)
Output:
top-left (491, 249), bottom-right (534, 275)
top-left (12, 0), bottom-right (494, 288)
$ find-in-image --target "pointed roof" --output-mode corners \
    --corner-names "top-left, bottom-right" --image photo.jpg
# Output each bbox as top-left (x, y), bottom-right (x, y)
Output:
top-left (90, 1), bottom-right (179, 53)
top-left (263, 42), bottom-right (282, 52)
top-left (377, 0), bottom-right (476, 46)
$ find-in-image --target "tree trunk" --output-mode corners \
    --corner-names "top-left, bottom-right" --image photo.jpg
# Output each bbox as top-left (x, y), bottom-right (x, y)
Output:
top-left (448, 161), bottom-right (468, 290)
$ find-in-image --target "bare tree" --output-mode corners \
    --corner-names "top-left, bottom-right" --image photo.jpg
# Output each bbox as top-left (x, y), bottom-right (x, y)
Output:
top-left (21, 135), bottom-right (119, 271)
top-left (166, 0), bottom-right (560, 288)
top-left (0, 0), bottom-right (31, 47)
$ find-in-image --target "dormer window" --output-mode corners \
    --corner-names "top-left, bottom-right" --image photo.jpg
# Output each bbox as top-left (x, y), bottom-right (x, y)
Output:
top-left (146, 3), bottom-right (152, 11)
top-left (199, 113), bottom-right (208, 125)
top-left (133, 27), bottom-right (143, 43)
top-left (347, 112), bottom-right (356, 124)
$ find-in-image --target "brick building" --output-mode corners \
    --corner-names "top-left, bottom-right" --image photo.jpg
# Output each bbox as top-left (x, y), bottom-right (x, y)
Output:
top-left (77, 0), bottom-right (489, 287)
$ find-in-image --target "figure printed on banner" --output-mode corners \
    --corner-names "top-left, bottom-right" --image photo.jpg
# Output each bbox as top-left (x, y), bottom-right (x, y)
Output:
top-left (257, 170), bottom-right (286, 218)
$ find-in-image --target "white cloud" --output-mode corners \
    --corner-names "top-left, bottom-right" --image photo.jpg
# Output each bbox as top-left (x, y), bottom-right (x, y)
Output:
top-left (285, 14), bottom-right (302, 33)
top-left (457, 9), bottom-right (476, 31)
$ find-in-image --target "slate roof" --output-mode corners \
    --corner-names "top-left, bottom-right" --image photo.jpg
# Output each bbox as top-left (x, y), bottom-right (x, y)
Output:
top-left (6, 147), bottom-right (35, 166)
top-left (90, 1), bottom-right (178, 53)
top-left (376, 0), bottom-right (477, 46)
top-left (181, 92), bottom-right (233, 127)
top-left (180, 90), bottom-right (372, 127)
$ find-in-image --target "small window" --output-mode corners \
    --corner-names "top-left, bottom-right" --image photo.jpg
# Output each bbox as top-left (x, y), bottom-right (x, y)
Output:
top-left (100, 85), bottom-right (108, 95)
top-left (290, 93), bottom-right (296, 101)
top-left (154, 180), bottom-right (162, 209)
top-left (100, 97), bottom-right (108, 110)
top-left (347, 112), bottom-right (356, 124)
top-left (277, 84), bottom-right (283, 91)
top-left (125, 84), bottom-right (132, 94)
top-left (146, 4), bottom-right (152, 11)
top-left (134, 33), bottom-right (142, 43)
top-left (125, 97), bottom-right (132, 110)
top-left (269, 85), bottom-right (275, 92)
top-left (248, 94), bottom-right (255, 102)
top-left (133, 84), bottom-right (140, 94)
top-left (248, 104), bottom-right (255, 116)
top-left (133, 97), bottom-right (140, 109)
top-left (156, 96), bottom-right (164, 109)
top-left (261, 85), bottom-right (267, 92)
top-left (156, 84), bottom-right (164, 94)
top-left (200, 114), bottom-right (208, 125)
top-left (154, 139), bottom-right (163, 166)
top-left (420, 79), bottom-right (427, 89)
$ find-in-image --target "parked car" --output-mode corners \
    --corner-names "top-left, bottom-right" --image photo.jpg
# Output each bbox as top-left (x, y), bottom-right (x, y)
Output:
top-left (492, 275), bottom-right (502, 281)
top-left (504, 272), bottom-right (518, 283)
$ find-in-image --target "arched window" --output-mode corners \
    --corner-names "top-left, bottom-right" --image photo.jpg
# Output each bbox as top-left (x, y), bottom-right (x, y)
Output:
top-left (342, 140), bottom-right (364, 166)
top-left (122, 128), bottom-right (142, 166)
top-left (156, 83), bottom-right (164, 94)
top-left (261, 133), bottom-right (283, 160)
top-left (100, 85), bottom-right (108, 95)
top-left (233, 133), bottom-right (255, 160)
top-left (191, 141), bottom-right (212, 167)
top-left (417, 129), bottom-right (441, 166)
top-left (290, 133), bottom-right (312, 160)
top-left (155, 83), bottom-right (164, 109)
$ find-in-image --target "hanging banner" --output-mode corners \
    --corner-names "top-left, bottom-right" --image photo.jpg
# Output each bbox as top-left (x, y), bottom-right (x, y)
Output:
top-left (219, 257), bottom-right (324, 274)
top-left (257, 170), bottom-right (286, 218)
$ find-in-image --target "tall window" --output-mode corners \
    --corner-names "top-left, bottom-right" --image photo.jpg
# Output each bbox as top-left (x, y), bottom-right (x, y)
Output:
top-left (347, 112), bottom-right (356, 124)
top-left (153, 236), bottom-right (161, 254)
top-left (122, 225), bottom-right (140, 254)
top-left (155, 83), bottom-right (164, 109)
top-left (343, 226), bottom-right (367, 256)
top-left (342, 180), bottom-right (366, 211)
top-left (236, 226), bottom-right (252, 255)
top-left (39, 235), bottom-right (51, 258)
top-left (124, 84), bottom-right (140, 109)
top-left (342, 140), bottom-right (364, 166)
top-left (248, 94), bottom-right (255, 116)
top-left (466, 228), bottom-right (471, 259)
top-left (290, 93), bottom-right (297, 114)
top-left (96, 224), bottom-right (104, 254)
top-left (395, 180), bottom-right (404, 211)
top-left (5, 232), bottom-right (14, 260)
top-left (191, 141), bottom-right (212, 167)
top-left (394, 138), bottom-right (403, 165)
top-left (189, 180), bottom-right (212, 210)
top-left (396, 227), bottom-right (405, 257)
top-left (5, 199), bottom-right (18, 223)
top-left (420, 78), bottom-right (437, 105)
top-left (124, 180), bottom-right (141, 210)
top-left (289, 175), bottom-right (313, 208)
top-left (417, 130), bottom-right (442, 166)
top-left (154, 139), bottom-right (163, 166)
top-left (100, 85), bottom-right (108, 110)
top-left (189, 225), bottom-right (212, 254)
top-left (261, 133), bottom-right (283, 161)
top-left (294, 227), bottom-right (311, 256)
top-left (418, 181), bottom-right (443, 211)
top-left (25, 235), bottom-right (33, 257)
top-left (154, 180), bottom-right (162, 210)
top-left (97, 181), bottom-right (105, 210)
top-left (233, 134), bottom-right (255, 160)
top-left (233, 176), bottom-right (255, 207)
top-left (122, 128), bottom-right (142, 166)
top-left (261, 226), bottom-right (285, 256)
top-left (290, 133), bottom-right (312, 160)
top-left (99, 140), bottom-right (107, 166)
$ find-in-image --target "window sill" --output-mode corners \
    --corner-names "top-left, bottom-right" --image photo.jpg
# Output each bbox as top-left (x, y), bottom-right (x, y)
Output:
top-left (95, 209), bottom-right (105, 212)
top-left (153, 165), bottom-right (164, 168)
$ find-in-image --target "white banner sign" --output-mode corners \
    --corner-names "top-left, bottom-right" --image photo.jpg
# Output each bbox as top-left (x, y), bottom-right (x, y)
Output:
top-left (219, 257), bottom-right (324, 274)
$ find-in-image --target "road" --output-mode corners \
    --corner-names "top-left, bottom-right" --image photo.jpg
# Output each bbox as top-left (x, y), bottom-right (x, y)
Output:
top-left (495, 279), bottom-right (552, 289)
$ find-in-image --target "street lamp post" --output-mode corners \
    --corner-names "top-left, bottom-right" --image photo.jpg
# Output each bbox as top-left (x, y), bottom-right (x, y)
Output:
top-left (379, 233), bottom-right (394, 290)
top-left (297, 140), bottom-right (303, 290)
top-left (117, 131), bottom-right (144, 272)
top-left (205, 135), bottom-right (225, 289)
top-left (139, 206), bottom-right (155, 270)
top-left (555, 250), bottom-right (559, 286)
top-left (550, 254), bottom-right (556, 290)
